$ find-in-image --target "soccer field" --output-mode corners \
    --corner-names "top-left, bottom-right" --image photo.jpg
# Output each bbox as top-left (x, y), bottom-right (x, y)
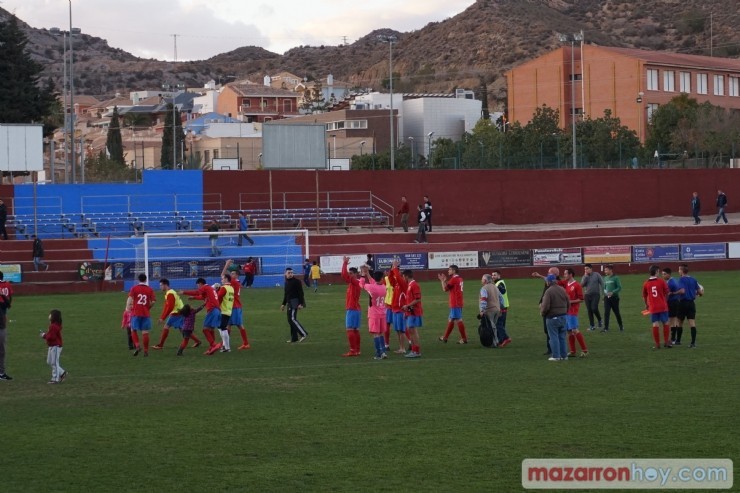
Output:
top-left (2, 271), bottom-right (738, 492)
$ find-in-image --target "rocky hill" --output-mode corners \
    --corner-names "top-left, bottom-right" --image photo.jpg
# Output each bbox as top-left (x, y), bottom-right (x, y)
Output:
top-left (2, 0), bottom-right (738, 110)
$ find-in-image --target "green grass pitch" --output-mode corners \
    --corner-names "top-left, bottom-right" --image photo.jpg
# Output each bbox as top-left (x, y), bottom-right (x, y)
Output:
top-left (2, 271), bottom-right (738, 492)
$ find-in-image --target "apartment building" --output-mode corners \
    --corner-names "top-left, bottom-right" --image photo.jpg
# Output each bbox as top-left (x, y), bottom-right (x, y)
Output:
top-left (507, 45), bottom-right (740, 142)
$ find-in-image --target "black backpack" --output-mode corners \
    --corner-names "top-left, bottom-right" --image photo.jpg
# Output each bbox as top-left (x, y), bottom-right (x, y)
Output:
top-left (478, 314), bottom-right (497, 348)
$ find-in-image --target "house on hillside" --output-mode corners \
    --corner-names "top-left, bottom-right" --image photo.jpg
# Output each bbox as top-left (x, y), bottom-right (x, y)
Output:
top-left (506, 45), bottom-right (740, 142)
top-left (216, 81), bottom-right (301, 123)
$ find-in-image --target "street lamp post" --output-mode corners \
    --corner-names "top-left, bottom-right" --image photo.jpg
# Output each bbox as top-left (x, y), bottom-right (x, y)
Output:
top-left (162, 83), bottom-right (185, 168)
top-left (68, 0), bottom-right (76, 182)
top-left (408, 136), bottom-right (415, 168)
top-left (331, 134), bottom-right (336, 158)
top-left (378, 34), bottom-right (397, 170)
top-left (360, 140), bottom-right (366, 156)
top-left (558, 31), bottom-right (583, 169)
top-left (427, 132), bottom-right (434, 168)
top-left (50, 22), bottom-right (80, 183)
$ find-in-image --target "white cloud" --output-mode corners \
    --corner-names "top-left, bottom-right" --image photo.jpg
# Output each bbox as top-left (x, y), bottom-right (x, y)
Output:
top-left (1, 0), bottom-right (473, 59)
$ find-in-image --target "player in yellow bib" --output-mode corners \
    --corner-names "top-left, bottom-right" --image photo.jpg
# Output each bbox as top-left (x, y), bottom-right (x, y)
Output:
top-left (215, 274), bottom-right (235, 353)
top-left (154, 278), bottom-right (189, 350)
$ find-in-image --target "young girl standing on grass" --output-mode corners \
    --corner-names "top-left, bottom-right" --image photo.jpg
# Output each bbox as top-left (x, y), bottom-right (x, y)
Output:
top-left (41, 309), bottom-right (66, 384)
top-left (121, 298), bottom-right (134, 350)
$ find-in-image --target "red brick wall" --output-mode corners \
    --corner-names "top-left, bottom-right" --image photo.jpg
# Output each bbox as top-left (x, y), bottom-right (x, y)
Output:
top-left (203, 168), bottom-right (740, 225)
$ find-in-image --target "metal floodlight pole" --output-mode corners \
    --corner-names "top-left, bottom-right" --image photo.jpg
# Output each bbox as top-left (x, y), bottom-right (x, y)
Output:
top-left (378, 34), bottom-right (397, 170)
top-left (68, 0), bottom-right (76, 182)
top-left (558, 32), bottom-right (579, 169)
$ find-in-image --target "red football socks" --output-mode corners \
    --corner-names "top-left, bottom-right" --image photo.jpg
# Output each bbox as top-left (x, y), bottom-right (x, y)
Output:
top-left (142, 332), bottom-right (150, 351)
top-left (457, 321), bottom-right (467, 341)
top-left (384, 327), bottom-right (390, 346)
top-left (575, 332), bottom-right (588, 351)
top-left (239, 327), bottom-right (249, 345)
top-left (443, 321), bottom-right (454, 340)
top-left (662, 324), bottom-right (670, 344)
top-left (203, 328), bottom-right (215, 346)
top-left (158, 328), bottom-right (169, 347)
top-left (352, 331), bottom-right (361, 353)
top-left (131, 330), bottom-right (140, 348)
top-left (568, 333), bottom-right (576, 353)
top-left (652, 326), bottom-right (661, 346)
top-left (179, 339), bottom-right (188, 350)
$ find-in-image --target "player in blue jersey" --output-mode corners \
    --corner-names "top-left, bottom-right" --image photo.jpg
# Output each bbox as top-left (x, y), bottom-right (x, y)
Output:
top-left (661, 267), bottom-right (682, 345)
top-left (676, 264), bottom-right (703, 348)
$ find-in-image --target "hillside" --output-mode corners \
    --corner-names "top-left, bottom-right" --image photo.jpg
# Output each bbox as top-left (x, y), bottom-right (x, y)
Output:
top-left (2, 0), bottom-right (738, 110)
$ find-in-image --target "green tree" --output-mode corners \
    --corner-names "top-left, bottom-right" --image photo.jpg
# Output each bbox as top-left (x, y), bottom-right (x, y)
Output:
top-left (300, 81), bottom-right (328, 114)
top-left (84, 151), bottom-right (136, 183)
top-left (646, 93), bottom-right (699, 155)
top-left (106, 106), bottom-right (124, 165)
top-left (576, 110), bottom-right (640, 167)
top-left (160, 103), bottom-right (184, 169)
top-left (0, 15), bottom-right (58, 133)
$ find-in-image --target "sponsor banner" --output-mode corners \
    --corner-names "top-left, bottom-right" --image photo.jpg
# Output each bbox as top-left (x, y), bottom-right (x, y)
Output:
top-left (428, 251), bottom-right (479, 269)
top-left (479, 249), bottom-right (532, 268)
top-left (632, 245), bottom-right (680, 263)
top-left (79, 261), bottom-right (109, 281)
top-left (111, 262), bottom-right (134, 279)
top-left (583, 246), bottom-right (631, 264)
top-left (680, 243), bottom-right (726, 260)
top-left (0, 264), bottom-right (22, 283)
top-left (319, 254), bottom-right (368, 274)
top-left (532, 248), bottom-right (583, 266)
top-left (375, 252), bottom-right (429, 271)
top-left (728, 242), bottom-right (740, 259)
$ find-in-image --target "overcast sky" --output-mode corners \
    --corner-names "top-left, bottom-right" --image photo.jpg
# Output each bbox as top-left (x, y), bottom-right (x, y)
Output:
top-left (1, 0), bottom-right (473, 60)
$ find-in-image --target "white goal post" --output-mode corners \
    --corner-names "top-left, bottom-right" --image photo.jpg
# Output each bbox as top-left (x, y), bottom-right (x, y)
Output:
top-left (137, 229), bottom-right (310, 289)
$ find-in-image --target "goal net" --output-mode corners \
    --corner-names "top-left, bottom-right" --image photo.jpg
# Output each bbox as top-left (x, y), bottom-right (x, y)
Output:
top-left (135, 229), bottom-right (309, 289)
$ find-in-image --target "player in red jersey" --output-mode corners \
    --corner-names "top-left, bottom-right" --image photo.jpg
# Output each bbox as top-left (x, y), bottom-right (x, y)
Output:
top-left (182, 277), bottom-right (222, 355)
top-left (388, 259), bottom-right (410, 354)
top-left (223, 261), bottom-right (251, 350)
top-left (642, 265), bottom-right (671, 349)
top-left (401, 269), bottom-right (423, 358)
top-left (438, 264), bottom-right (468, 344)
top-left (563, 268), bottom-right (588, 357)
top-left (128, 273), bottom-right (156, 356)
top-left (340, 256), bottom-right (363, 357)
top-left (0, 270), bottom-right (13, 327)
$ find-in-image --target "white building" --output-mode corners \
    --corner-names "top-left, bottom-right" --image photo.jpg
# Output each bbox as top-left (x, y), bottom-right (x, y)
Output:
top-left (402, 97), bottom-right (482, 160)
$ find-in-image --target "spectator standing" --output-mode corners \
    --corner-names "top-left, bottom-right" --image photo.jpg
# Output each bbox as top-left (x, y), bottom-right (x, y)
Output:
top-left (423, 195), bottom-right (433, 232)
top-left (281, 267), bottom-right (308, 343)
top-left (715, 190), bottom-right (728, 224)
top-left (581, 264), bottom-right (604, 331)
top-left (302, 258), bottom-right (312, 288)
top-left (207, 220), bottom-right (221, 256)
top-left (691, 192), bottom-right (701, 225)
top-left (478, 274), bottom-right (501, 347)
top-left (414, 205), bottom-right (428, 244)
top-left (602, 264), bottom-right (624, 332)
top-left (242, 257), bottom-right (257, 288)
top-left (540, 275), bottom-right (570, 361)
top-left (398, 196), bottom-right (410, 232)
top-left (237, 211), bottom-right (255, 246)
top-left (365, 254), bottom-right (375, 274)
top-left (32, 235), bottom-right (49, 271)
top-left (0, 199), bottom-right (7, 240)
top-left (492, 270), bottom-right (512, 347)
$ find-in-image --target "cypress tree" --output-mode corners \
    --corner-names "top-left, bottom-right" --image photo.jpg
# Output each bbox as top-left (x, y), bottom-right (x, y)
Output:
top-left (106, 106), bottom-right (124, 165)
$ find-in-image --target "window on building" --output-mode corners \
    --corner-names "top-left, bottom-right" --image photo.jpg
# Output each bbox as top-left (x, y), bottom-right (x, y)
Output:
top-left (713, 75), bottom-right (725, 96)
top-left (213, 149), bottom-right (219, 159)
top-left (204, 150), bottom-right (210, 164)
top-left (569, 74), bottom-right (583, 81)
top-left (647, 69), bottom-right (659, 91)
top-left (647, 103), bottom-right (659, 122)
top-left (730, 76), bottom-right (740, 97)
top-left (663, 71), bottom-right (675, 92)
top-left (680, 71), bottom-right (691, 93)
top-left (697, 73), bottom-right (708, 94)
top-left (347, 120), bottom-right (368, 129)
top-left (283, 100), bottom-right (293, 112)
top-left (241, 100), bottom-right (251, 108)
